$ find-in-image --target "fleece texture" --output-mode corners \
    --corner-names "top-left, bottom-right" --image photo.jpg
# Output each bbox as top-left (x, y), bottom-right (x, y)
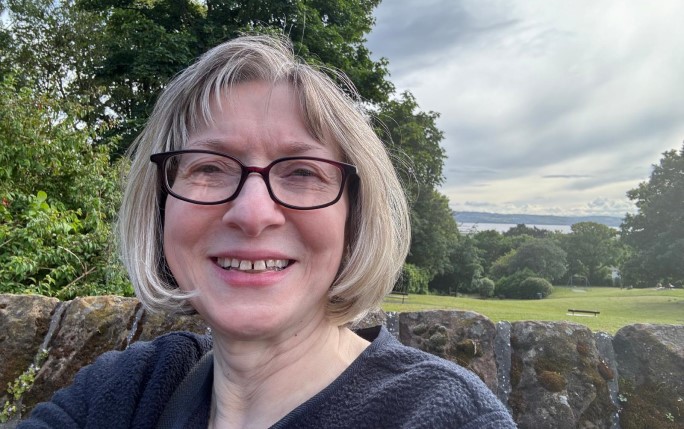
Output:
top-left (20, 327), bottom-right (516, 428)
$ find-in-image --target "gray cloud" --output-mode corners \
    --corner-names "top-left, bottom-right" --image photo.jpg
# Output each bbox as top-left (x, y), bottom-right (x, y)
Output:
top-left (367, 0), bottom-right (518, 74)
top-left (368, 0), bottom-right (684, 215)
top-left (543, 174), bottom-right (593, 179)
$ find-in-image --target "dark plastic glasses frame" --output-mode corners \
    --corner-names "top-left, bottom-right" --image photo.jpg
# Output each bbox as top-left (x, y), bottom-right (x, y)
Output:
top-left (150, 150), bottom-right (358, 210)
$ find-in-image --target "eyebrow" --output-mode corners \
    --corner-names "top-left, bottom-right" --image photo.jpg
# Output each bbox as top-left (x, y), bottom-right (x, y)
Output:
top-left (188, 139), bottom-right (327, 155)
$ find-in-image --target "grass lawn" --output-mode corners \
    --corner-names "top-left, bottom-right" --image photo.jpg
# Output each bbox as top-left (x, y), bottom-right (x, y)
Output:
top-left (381, 286), bottom-right (684, 334)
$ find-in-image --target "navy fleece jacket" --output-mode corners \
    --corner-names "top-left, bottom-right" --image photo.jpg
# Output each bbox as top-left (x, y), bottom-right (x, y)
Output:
top-left (20, 327), bottom-right (516, 428)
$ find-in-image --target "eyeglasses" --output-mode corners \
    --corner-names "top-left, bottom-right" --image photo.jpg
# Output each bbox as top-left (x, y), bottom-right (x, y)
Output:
top-left (150, 150), bottom-right (358, 210)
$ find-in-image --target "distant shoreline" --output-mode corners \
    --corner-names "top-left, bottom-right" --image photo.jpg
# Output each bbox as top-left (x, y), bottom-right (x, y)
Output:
top-left (458, 222), bottom-right (574, 234)
top-left (453, 211), bottom-right (623, 228)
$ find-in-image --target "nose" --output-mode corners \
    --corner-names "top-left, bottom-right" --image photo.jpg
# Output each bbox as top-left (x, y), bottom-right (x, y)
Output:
top-left (221, 173), bottom-right (285, 237)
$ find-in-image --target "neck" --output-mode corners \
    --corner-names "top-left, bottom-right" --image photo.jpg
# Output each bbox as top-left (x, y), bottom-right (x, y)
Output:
top-left (209, 319), bottom-right (369, 429)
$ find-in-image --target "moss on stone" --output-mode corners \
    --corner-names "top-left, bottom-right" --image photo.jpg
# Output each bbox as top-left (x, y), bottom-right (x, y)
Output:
top-left (427, 331), bottom-right (447, 351)
top-left (534, 355), bottom-right (573, 375)
top-left (538, 370), bottom-right (566, 392)
top-left (597, 360), bottom-right (614, 381)
top-left (411, 323), bottom-right (428, 336)
top-left (508, 391), bottom-right (526, 420)
top-left (576, 341), bottom-right (591, 356)
top-left (510, 354), bottom-right (523, 387)
top-left (619, 378), bottom-right (683, 429)
top-left (452, 339), bottom-right (482, 367)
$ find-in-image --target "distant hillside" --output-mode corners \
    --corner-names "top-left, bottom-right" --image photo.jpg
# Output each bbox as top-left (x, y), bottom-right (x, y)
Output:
top-left (453, 211), bottom-right (623, 228)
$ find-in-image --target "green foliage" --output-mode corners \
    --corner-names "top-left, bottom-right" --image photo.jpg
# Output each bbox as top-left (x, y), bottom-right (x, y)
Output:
top-left (83, 2), bottom-right (204, 150)
top-left (474, 277), bottom-right (495, 298)
top-left (6, 0), bottom-right (392, 152)
top-left (0, 77), bottom-right (132, 298)
top-left (504, 223), bottom-right (553, 239)
top-left (375, 91), bottom-right (446, 191)
top-left (472, 230), bottom-right (514, 275)
top-left (429, 234), bottom-right (482, 295)
top-left (495, 269), bottom-right (534, 298)
top-left (518, 277), bottom-right (554, 299)
top-left (495, 270), bottom-right (553, 299)
top-left (491, 238), bottom-right (568, 282)
top-left (399, 263), bottom-right (430, 295)
top-left (1, 0), bottom-right (105, 113)
top-left (490, 249), bottom-right (516, 280)
top-left (560, 222), bottom-right (624, 285)
top-left (0, 349), bottom-right (48, 423)
top-left (375, 91), bottom-right (455, 281)
top-left (405, 188), bottom-right (460, 280)
top-left (621, 144), bottom-right (684, 287)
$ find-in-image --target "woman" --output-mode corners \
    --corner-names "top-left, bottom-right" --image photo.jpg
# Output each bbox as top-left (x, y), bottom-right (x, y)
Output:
top-left (21, 35), bottom-right (515, 428)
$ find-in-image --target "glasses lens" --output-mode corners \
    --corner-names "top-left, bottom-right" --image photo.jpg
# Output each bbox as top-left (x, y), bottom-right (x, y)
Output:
top-left (165, 153), bottom-right (242, 203)
top-left (270, 159), bottom-right (344, 208)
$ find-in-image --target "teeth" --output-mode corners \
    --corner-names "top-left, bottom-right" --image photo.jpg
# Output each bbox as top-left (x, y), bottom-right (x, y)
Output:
top-left (218, 258), bottom-right (289, 272)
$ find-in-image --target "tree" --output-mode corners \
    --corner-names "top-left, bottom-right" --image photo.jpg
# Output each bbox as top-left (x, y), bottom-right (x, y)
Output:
top-left (621, 144), bottom-right (684, 287)
top-left (491, 238), bottom-right (567, 282)
top-left (429, 234), bottom-right (483, 295)
top-left (373, 91), bottom-right (453, 280)
top-left (60, 0), bottom-right (392, 152)
top-left (405, 188), bottom-right (460, 280)
top-left (1, 0), bottom-right (105, 113)
top-left (0, 76), bottom-right (131, 298)
top-left (374, 91), bottom-right (446, 193)
top-left (560, 222), bottom-right (623, 285)
top-left (76, 0), bottom-right (205, 150)
top-left (504, 224), bottom-right (552, 239)
top-left (472, 230), bottom-right (514, 276)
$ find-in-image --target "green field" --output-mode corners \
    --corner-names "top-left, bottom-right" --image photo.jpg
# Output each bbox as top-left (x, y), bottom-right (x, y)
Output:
top-left (382, 287), bottom-right (684, 334)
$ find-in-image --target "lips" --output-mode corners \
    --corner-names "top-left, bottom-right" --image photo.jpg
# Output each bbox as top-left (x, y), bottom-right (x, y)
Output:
top-left (216, 257), bottom-right (290, 272)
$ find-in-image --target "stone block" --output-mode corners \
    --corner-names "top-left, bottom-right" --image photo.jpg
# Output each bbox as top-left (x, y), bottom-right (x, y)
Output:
top-left (398, 310), bottom-right (499, 391)
top-left (0, 294), bottom-right (59, 407)
top-left (509, 321), bottom-right (616, 429)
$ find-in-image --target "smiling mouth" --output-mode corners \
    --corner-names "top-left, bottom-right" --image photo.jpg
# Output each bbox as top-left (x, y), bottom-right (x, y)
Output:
top-left (216, 257), bottom-right (291, 273)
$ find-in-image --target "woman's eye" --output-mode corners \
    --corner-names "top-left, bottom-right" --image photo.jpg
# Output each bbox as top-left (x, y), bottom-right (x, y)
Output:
top-left (195, 164), bottom-right (222, 174)
top-left (290, 168), bottom-right (317, 177)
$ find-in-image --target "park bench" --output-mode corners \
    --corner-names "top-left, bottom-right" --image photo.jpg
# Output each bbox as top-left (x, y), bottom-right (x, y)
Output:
top-left (389, 283), bottom-right (409, 303)
top-left (568, 309), bottom-right (600, 316)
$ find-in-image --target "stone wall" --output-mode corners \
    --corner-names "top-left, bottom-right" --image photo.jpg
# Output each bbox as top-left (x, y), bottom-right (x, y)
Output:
top-left (1, 294), bottom-right (682, 428)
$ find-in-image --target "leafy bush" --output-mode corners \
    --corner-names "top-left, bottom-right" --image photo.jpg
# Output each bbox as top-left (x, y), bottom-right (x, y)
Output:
top-left (495, 269), bottom-right (553, 299)
top-left (398, 263), bottom-right (430, 294)
top-left (0, 76), bottom-right (132, 298)
top-left (474, 277), bottom-right (495, 298)
top-left (518, 277), bottom-right (554, 299)
top-left (490, 250), bottom-right (516, 280)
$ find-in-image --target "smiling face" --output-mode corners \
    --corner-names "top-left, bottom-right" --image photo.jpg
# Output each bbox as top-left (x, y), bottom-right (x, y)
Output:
top-left (162, 81), bottom-right (349, 341)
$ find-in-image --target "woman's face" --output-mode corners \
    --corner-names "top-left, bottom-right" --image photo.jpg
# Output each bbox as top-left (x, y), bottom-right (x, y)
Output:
top-left (162, 81), bottom-right (349, 341)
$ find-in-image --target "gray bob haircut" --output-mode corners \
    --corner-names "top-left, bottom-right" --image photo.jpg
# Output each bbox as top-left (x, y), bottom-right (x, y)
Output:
top-left (117, 34), bottom-right (410, 325)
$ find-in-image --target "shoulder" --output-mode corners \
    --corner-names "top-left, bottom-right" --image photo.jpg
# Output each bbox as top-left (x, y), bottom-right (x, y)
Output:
top-left (78, 331), bottom-right (212, 387)
top-left (21, 331), bottom-right (212, 429)
top-left (364, 328), bottom-right (487, 393)
top-left (353, 327), bottom-right (516, 428)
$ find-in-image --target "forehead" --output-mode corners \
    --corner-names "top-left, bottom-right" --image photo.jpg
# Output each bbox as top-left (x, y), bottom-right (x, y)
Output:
top-left (183, 81), bottom-right (343, 158)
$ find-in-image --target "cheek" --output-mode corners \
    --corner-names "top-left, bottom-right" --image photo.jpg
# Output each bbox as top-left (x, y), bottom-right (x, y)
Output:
top-left (306, 202), bottom-right (349, 258)
top-left (162, 200), bottom-right (205, 287)
top-left (163, 200), bottom-right (185, 253)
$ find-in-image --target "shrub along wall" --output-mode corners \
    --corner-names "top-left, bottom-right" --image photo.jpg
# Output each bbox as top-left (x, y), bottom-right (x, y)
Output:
top-left (1, 294), bottom-right (682, 428)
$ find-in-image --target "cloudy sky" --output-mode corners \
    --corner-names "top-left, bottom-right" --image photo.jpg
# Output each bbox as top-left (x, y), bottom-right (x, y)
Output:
top-left (365, 0), bottom-right (684, 218)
